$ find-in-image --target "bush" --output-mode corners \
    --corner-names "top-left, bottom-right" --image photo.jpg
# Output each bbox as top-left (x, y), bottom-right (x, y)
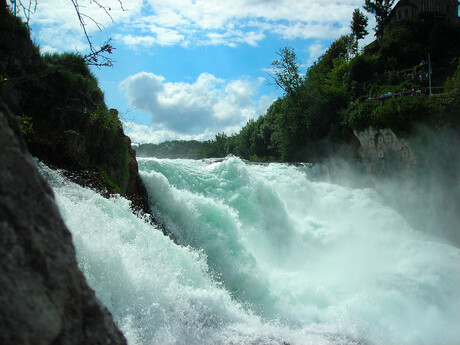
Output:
top-left (347, 100), bottom-right (380, 132)
top-left (42, 52), bottom-right (92, 77)
top-left (444, 61), bottom-right (460, 113)
top-left (42, 52), bottom-right (105, 107)
top-left (347, 95), bottom-right (442, 134)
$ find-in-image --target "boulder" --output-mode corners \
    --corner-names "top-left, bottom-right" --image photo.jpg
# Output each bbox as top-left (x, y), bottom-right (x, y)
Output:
top-left (0, 103), bottom-right (127, 345)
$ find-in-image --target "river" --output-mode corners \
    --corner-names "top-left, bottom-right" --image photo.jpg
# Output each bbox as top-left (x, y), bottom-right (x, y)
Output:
top-left (39, 156), bottom-right (460, 345)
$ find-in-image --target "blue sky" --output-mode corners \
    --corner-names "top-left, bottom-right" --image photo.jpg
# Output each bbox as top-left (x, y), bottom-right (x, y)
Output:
top-left (27, 0), bottom-right (376, 144)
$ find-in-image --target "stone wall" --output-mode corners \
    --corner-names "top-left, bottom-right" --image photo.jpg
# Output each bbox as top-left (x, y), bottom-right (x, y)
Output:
top-left (354, 127), bottom-right (416, 173)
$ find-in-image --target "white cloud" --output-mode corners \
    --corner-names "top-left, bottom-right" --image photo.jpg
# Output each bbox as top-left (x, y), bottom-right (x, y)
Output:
top-left (306, 41), bottom-right (327, 67)
top-left (114, 34), bottom-right (156, 48)
top-left (271, 22), bottom-right (349, 41)
top-left (28, 0), bottom-right (143, 52)
top-left (149, 27), bottom-right (185, 46)
top-left (123, 121), bottom-right (235, 144)
top-left (122, 121), bottom-right (209, 144)
top-left (132, 0), bottom-right (365, 48)
top-left (119, 72), bottom-right (271, 142)
top-left (29, 0), bottom-right (369, 50)
top-left (204, 29), bottom-right (265, 47)
top-left (256, 94), bottom-right (275, 116)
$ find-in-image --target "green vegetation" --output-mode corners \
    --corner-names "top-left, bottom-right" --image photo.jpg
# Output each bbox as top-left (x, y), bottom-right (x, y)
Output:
top-left (444, 59), bottom-right (460, 117)
top-left (17, 113), bottom-right (34, 134)
top-left (0, 8), bottom-right (133, 197)
top-left (363, 0), bottom-right (395, 37)
top-left (102, 170), bottom-right (122, 194)
top-left (136, 140), bottom-right (205, 159)
top-left (0, 5), bottom-right (30, 36)
top-left (347, 95), bottom-right (442, 134)
top-left (39, 53), bottom-right (132, 195)
top-left (41, 52), bottom-right (105, 106)
top-left (203, 19), bottom-right (460, 162)
top-left (351, 8), bottom-right (369, 41)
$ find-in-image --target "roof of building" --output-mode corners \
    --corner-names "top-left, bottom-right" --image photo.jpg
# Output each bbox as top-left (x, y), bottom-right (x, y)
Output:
top-left (393, 0), bottom-right (417, 9)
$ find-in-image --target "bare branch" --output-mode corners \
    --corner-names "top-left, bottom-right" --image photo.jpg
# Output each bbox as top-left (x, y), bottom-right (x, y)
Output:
top-left (82, 39), bottom-right (115, 67)
top-left (80, 12), bottom-right (105, 31)
top-left (9, 0), bottom-right (38, 28)
top-left (91, 0), bottom-right (114, 21)
top-left (8, 0), bottom-right (125, 67)
top-left (68, 0), bottom-right (123, 67)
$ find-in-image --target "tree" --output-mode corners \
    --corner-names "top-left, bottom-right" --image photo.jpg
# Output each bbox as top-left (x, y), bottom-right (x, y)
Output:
top-left (269, 47), bottom-right (302, 96)
top-left (351, 8), bottom-right (369, 41)
top-left (5, 0), bottom-right (125, 67)
top-left (363, 0), bottom-right (395, 37)
top-left (321, 34), bottom-right (357, 67)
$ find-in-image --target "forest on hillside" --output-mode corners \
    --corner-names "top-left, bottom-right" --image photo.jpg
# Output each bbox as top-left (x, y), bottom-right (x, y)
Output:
top-left (201, 19), bottom-right (460, 163)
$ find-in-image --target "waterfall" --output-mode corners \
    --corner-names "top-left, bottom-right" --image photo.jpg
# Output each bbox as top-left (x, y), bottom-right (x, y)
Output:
top-left (39, 157), bottom-right (460, 345)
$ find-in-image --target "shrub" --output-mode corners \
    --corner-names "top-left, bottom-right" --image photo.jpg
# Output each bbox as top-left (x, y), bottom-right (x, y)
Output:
top-left (347, 95), bottom-right (442, 134)
top-left (347, 100), bottom-right (379, 132)
top-left (43, 52), bottom-right (92, 77)
top-left (17, 114), bottom-right (34, 134)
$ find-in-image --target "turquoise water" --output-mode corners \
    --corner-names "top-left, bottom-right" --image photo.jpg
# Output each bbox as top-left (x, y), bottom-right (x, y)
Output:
top-left (40, 157), bottom-right (460, 345)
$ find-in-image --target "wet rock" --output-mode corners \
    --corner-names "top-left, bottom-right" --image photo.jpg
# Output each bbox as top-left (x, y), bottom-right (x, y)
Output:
top-left (0, 103), bottom-right (127, 345)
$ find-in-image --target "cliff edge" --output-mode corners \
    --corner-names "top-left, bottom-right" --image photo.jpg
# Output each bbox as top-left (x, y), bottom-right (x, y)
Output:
top-left (0, 9), bottom-right (151, 216)
top-left (0, 103), bottom-right (127, 345)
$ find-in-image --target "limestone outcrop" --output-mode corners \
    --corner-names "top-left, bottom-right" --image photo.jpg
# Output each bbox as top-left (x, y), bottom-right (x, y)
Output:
top-left (354, 127), bottom-right (416, 173)
top-left (0, 103), bottom-right (127, 345)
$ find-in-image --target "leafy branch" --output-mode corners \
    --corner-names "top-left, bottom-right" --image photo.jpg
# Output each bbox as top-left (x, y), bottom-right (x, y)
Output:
top-left (17, 114), bottom-right (34, 134)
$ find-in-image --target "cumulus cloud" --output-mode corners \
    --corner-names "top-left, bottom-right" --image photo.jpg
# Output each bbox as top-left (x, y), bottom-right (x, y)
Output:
top-left (113, 34), bottom-right (156, 48)
top-left (29, 0), bottom-right (369, 51)
top-left (122, 121), bottom-right (214, 144)
top-left (119, 72), bottom-right (271, 143)
top-left (131, 0), bottom-right (364, 47)
top-left (27, 0), bottom-right (143, 52)
top-left (306, 41), bottom-right (327, 67)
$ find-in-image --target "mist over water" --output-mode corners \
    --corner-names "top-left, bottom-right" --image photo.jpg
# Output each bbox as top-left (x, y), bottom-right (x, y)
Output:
top-left (327, 127), bottom-right (460, 247)
top-left (39, 157), bottom-right (460, 345)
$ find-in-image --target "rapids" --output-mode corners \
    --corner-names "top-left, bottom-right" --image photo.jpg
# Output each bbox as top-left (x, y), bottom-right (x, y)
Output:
top-left (39, 157), bottom-right (460, 345)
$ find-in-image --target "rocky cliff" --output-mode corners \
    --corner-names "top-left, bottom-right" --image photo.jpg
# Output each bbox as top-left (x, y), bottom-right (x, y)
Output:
top-left (354, 127), bottom-right (416, 173)
top-left (0, 103), bottom-right (127, 345)
top-left (0, 9), bottom-right (151, 217)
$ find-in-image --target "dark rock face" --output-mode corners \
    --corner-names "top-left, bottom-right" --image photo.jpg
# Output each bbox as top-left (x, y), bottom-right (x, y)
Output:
top-left (0, 103), bottom-right (127, 345)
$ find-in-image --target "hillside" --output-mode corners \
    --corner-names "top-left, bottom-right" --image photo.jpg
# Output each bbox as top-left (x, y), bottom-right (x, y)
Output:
top-left (0, 8), bottom-right (151, 216)
top-left (202, 20), bottom-right (460, 169)
top-left (0, 5), bottom-right (129, 344)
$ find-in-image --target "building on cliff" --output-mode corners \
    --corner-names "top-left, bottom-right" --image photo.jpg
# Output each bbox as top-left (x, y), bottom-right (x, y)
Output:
top-left (387, 0), bottom-right (460, 27)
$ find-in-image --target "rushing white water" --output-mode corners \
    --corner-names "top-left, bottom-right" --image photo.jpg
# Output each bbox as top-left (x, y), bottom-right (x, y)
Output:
top-left (39, 157), bottom-right (460, 345)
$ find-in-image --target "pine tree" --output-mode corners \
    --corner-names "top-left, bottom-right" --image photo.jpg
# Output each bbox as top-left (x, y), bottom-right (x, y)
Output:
top-left (351, 8), bottom-right (369, 41)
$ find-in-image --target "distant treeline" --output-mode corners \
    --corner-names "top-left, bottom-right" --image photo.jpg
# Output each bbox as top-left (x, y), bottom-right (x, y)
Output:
top-left (134, 140), bottom-right (205, 159)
